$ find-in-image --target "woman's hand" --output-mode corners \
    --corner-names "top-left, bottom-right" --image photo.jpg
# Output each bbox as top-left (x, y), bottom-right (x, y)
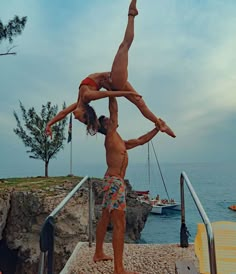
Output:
top-left (45, 124), bottom-right (52, 139)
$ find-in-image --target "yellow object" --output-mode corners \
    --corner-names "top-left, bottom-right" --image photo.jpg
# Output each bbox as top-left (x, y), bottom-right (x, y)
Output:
top-left (195, 221), bottom-right (236, 274)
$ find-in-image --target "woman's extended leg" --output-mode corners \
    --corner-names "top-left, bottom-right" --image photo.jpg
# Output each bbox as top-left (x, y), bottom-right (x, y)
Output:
top-left (108, 0), bottom-right (176, 138)
top-left (110, 0), bottom-right (138, 90)
top-left (123, 82), bottom-right (176, 138)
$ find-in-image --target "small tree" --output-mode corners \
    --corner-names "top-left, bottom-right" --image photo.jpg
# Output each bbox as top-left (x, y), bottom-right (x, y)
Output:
top-left (13, 101), bottom-right (67, 177)
top-left (0, 15), bottom-right (27, 56)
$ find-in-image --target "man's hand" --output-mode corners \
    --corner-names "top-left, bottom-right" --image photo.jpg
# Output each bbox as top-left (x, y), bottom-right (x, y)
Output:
top-left (45, 124), bottom-right (52, 139)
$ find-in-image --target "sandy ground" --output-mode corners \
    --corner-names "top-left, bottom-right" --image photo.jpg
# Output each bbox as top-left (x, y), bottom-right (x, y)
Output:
top-left (60, 242), bottom-right (199, 274)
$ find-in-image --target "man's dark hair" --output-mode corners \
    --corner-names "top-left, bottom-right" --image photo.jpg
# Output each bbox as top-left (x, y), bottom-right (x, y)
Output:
top-left (98, 115), bottom-right (107, 135)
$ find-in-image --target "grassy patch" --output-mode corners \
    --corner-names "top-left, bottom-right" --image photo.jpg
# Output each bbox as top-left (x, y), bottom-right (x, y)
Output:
top-left (0, 176), bottom-right (84, 191)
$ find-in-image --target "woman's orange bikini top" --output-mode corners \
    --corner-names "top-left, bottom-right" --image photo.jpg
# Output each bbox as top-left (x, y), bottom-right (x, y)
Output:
top-left (79, 77), bottom-right (99, 90)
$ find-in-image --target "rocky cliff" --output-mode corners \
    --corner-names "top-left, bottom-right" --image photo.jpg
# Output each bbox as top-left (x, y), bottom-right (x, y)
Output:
top-left (0, 177), bottom-right (151, 274)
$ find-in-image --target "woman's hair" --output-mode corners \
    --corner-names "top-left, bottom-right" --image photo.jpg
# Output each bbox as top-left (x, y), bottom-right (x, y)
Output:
top-left (97, 115), bottom-right (107, 135)
top-left (84, 104), bottom-right (98, 136)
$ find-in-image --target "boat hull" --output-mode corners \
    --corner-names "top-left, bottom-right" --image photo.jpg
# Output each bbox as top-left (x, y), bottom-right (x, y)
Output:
top-left (229, 205), bottom-right (236, 211)
top-left (151, 203), bottom-right (181, 215)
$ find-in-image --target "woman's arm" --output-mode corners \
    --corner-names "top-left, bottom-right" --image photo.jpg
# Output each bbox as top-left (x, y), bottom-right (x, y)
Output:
top-left (46, 102), bottom-right (77, 138)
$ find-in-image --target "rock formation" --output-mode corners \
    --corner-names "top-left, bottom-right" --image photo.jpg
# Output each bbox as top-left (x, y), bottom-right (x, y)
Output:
top-left (0, 178), bottom-right (151, 273)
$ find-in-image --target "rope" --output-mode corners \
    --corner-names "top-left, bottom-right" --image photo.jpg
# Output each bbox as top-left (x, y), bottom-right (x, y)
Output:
top-left (150, 140), bottom-right (170, 201)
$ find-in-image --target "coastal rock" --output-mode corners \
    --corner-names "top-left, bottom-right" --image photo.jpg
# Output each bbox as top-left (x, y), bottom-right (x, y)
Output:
top-left (0, 191), bottom-right (11, 240)
top-left (0, 178), bottom-right (151, 273)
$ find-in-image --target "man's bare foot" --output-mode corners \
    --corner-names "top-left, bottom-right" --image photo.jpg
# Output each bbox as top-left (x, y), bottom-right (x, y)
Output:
top-left (128, 0), bottom-right (138, 17)
top-left (93, 253), bottom-right (113, 262)
top-left (157, 119), bottom-right (176, 138)
top-left (114, 270), bottom-right (139, 274)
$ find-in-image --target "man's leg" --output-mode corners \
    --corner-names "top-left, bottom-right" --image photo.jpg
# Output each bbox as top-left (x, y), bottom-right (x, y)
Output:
top-left (93, 208), bottom-right (113, 262)
top-left (111, 210), bottom-right (138, 274)
top-left (110, 0), bottom-right (138, 90)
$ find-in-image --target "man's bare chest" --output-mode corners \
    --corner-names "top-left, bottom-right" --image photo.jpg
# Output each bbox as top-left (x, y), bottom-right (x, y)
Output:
top-left (105, 134), bottom-right (125, 152)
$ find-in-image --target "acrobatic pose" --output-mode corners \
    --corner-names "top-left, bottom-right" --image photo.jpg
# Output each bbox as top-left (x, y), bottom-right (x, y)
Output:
top-left (47, 0), bottom-right (175, 138)
top-left (93, 2), bottom-right (173, 274)
top-left (45, 78), bottom-right (136, 137)
top-left (94, 96), bottom-right (159, 274)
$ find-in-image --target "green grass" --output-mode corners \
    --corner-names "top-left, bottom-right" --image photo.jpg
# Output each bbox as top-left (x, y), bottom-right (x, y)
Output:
top-left (0, 176), bottom-right (84, 191)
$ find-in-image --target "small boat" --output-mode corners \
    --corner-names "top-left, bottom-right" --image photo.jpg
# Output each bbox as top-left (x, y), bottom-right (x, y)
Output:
top-left (135, 190), bottom-right (150, 196)
top-left (135, 192), bottom-right (181, 214)
top-left (150, 199), bottom-right (181, 214)
top-left (134, 141), bottom-right (181, 215)
top-left (228, 205), bottom-right (236, 211)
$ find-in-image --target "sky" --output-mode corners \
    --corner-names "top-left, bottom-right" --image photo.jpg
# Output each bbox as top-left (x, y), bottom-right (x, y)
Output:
top-left (1, 0), bottom-right (236, 178)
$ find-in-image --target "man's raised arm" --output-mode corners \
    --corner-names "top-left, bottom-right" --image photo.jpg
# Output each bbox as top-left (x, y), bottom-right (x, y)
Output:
top-left (108, 97), bottom-right (118, 129)
top-left (124, 127), bottom-right (159, 150)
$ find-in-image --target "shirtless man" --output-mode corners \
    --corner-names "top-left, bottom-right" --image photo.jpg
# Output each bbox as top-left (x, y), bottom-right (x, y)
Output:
top-left (93, 97), bottom-right (159, 274)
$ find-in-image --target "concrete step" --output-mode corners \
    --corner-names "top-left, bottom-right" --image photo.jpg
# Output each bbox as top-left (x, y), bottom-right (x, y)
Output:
top-left (175, 259), bottom-right (199, 274)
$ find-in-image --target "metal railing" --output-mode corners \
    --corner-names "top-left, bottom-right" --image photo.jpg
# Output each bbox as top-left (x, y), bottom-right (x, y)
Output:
top-left (38, 176), bottom-right (93, 274)
top-left (180, 171), bottom-right (217, 274)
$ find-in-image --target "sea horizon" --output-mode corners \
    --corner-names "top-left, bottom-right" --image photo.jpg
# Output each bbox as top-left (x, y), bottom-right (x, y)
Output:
top-left (1, 160), bottom-right (233, 179)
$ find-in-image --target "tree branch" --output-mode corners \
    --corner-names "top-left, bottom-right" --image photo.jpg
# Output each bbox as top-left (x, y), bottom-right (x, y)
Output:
top-left (0, 45), bottom-right (17, 56)
top-left (0, 52), bottom-right (16, 56)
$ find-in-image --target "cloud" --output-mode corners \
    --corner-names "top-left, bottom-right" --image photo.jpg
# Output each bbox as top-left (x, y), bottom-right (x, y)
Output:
top-left (1, 0), bottom-right (236, 177)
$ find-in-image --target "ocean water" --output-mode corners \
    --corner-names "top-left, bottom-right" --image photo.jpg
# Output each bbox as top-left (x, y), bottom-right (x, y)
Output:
top-left (72, 161), bottom-right (236, 244)
top-left (125, 162), bottom-right (236, 244)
